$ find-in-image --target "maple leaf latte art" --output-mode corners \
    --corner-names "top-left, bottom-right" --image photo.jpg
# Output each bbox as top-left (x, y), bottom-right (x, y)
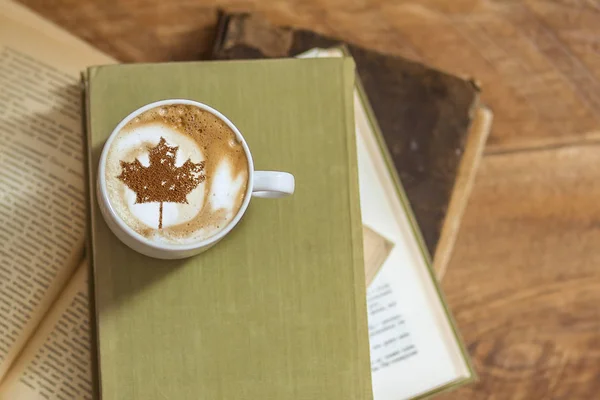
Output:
top-left (104, 104), bottom-right (249, 244)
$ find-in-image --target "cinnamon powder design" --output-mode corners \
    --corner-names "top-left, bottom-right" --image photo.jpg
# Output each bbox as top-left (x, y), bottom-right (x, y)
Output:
top-left (118, 137), bottom-right (206, 229)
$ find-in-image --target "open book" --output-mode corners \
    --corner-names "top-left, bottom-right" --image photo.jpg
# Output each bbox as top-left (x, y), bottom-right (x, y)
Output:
top-left (354, 71), bottom-right (476, 399)
top-left (0, 1), bottom-right (113, 398)
top-left (299, 48), bottom-right (474, 398)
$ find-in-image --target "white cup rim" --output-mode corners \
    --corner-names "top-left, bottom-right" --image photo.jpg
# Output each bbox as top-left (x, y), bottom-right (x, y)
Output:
top-left (97, 99), bottom-right (255, 252)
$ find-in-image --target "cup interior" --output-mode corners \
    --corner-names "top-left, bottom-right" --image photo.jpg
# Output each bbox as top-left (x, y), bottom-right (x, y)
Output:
top-left (97, 99), bottom-right (255, 252)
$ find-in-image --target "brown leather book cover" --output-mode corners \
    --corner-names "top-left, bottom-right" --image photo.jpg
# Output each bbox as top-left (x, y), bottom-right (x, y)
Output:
top-left (212, 13), bottom-right (489, 278)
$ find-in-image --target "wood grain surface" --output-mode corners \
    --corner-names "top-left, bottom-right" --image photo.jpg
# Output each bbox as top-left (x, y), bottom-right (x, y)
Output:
top-left (439, 145), bottom-right (600, 399)
top-left (17, 0), bottom-right (600, 153)
top-left (13, 0), bottom-right (600, 398)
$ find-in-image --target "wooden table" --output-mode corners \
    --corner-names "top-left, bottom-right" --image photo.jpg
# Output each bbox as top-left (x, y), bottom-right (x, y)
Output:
top-left (19, 0), bottom-right (600, 398)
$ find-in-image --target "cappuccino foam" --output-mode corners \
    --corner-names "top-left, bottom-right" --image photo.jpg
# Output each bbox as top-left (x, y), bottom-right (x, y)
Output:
top-left (105, 104), bottom-right (249, 244)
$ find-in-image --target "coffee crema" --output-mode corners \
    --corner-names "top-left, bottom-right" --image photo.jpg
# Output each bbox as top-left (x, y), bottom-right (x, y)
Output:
top-left (104, 104), bottom-right (249, 244)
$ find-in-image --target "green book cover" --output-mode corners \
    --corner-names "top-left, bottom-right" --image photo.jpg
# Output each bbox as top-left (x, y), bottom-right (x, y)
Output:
top-left (85, 58), bottom-right (372, 399)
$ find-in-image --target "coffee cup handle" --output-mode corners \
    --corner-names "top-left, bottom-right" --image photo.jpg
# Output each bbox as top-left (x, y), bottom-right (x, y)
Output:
top-left (252, 171), bottom-right (295, 198)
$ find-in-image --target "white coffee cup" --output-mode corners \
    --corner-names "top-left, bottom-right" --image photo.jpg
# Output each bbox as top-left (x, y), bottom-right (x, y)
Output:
top-left (97, 99), bottom-right (295, 259)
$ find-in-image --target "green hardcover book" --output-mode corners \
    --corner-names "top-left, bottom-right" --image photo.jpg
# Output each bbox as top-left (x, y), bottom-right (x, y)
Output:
top-left (84, 58), bottom-right (372, 399)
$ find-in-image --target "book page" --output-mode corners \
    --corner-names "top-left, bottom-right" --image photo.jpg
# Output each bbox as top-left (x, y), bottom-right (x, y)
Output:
top-left (0, 263), bottom-right (92, 400)
top-left (0, 9), bottom-right (113, 381)
top-left (362, 225), bottom-right (394, 286)
top-left (433, 107), bottom-right (492, 280)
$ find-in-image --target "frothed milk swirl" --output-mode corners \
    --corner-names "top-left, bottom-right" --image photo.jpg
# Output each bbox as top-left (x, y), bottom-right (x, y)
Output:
top-left (105, 104), bottom-right (249, 244)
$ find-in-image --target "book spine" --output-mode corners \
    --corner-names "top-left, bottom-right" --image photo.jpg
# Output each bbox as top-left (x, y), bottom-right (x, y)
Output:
top-left (342, 58), bottom-right (373, 400)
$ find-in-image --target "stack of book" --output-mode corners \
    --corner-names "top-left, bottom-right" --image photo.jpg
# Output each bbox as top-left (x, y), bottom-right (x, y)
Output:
top-left (212, 13), bottom-right (491, 281)
top-left (0, 2), bottom-right (490, 399)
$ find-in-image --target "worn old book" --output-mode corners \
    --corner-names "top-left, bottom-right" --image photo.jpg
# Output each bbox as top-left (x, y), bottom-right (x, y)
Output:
top-left (212, 13), bottom-right (491, 280)
top-left (0, 0), bottom-right (114, 399)
top-left (84, 58), bottom-right (373, 399)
